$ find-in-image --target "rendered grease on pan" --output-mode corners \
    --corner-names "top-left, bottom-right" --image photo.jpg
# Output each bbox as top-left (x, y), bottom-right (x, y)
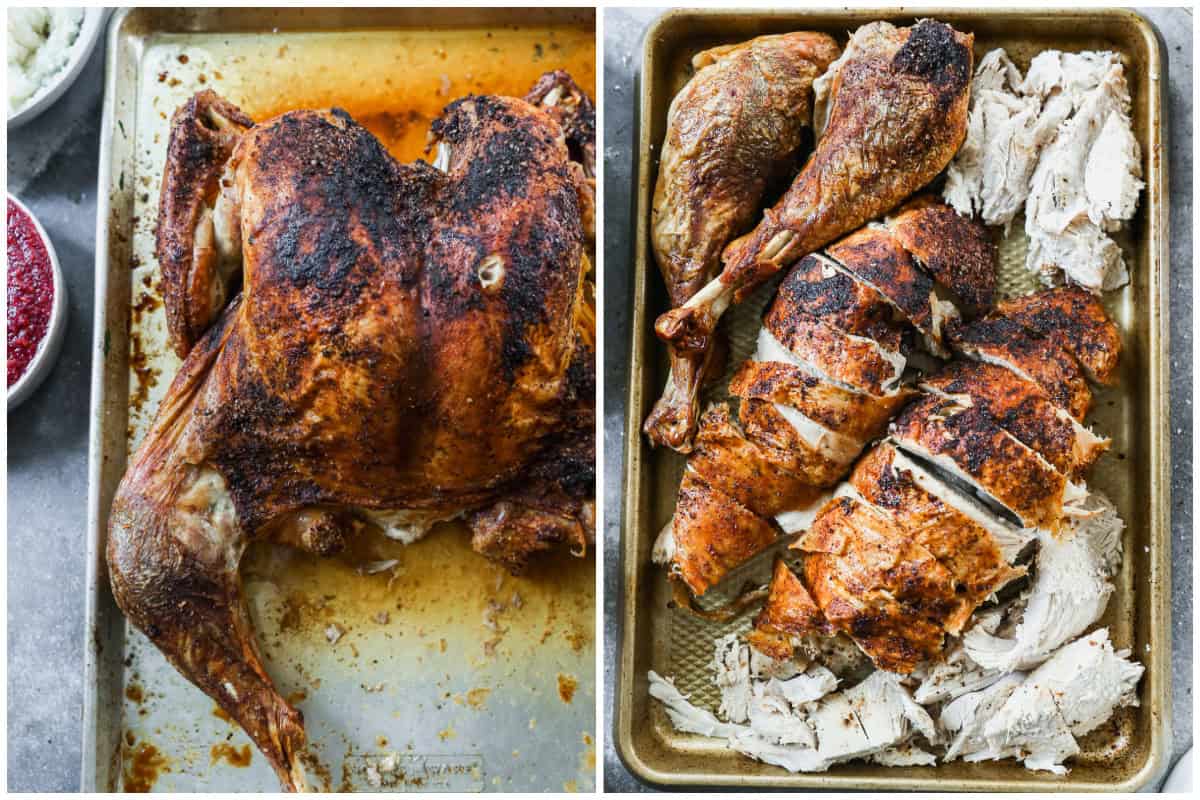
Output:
top-left (114, 22), bottom-right (595, 793)
top-left (646, 17), bottom-right (1147, 781)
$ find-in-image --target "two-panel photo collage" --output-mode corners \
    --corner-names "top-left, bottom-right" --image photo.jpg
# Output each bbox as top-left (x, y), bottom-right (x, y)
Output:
top-left (5, 2), bottom-right (1193, 795)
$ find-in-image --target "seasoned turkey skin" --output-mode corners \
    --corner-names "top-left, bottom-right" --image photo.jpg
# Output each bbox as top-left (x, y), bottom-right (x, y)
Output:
top-left (110, 81), bottom-right (594, 790)
top-left (921, 360), bottom-right (1105, 477)
top-left (645, 32), bottom-right (840, 451)
top-left (798, 495), bottom-right (963, 674)
top-left (729, 360), bottom-right (913, 443)
top-left (671, 468), bottom-right (781, 596)
top-left (825, 224), bottom-right (955, 355)
top-left (992, 286), bottom-right (1122, 384)
top-left (883, 195), bottom-right (997, 315)
top-left (748, 558), bottom-right (834, 659)
top-left (688, 404), bottom-right (825, 519)
top-left (890, 395), bottom-right (1068, 529)
top-left (850, 443), bottom-right (1025, 632)
top-left (950, 315), bottom-right (1092, 422)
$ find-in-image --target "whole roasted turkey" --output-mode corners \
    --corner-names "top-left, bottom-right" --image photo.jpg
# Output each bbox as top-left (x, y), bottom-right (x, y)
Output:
top-left (107, 74), bottom-right (595, 790)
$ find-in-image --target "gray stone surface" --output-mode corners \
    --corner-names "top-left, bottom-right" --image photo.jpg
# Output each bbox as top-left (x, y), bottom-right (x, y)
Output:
top-left (7, 32), bottom-right (108, 793)
top-left (601, 6), bottom-right (1193, 792)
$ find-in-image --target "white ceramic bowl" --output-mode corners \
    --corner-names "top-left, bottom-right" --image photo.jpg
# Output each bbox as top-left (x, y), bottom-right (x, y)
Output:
top-left (7, 194), bottom-right (68, 411)
top-left (7, 8), bottom-right (107, 129)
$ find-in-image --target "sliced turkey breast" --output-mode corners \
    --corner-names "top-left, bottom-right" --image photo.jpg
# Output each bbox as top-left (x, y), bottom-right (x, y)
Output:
top-left (883, 196), bottom-right (997, 316)
top-left (798, 495), bottom-right (965, 673)
top-left (763, 309), bottom-right (907, 397)
top-left (963, 492), bottom-right (1123, 671)
top-left (921, 360), bottom-right (1109, 477)
top-left (825, 224), bottom-right (958, 356)
top-left (849, 443), bottom-right (1025, 631)
top-left (670, 469), bottom-right (781, 596)
top-left (748, 558), bottom-right (834, 659)
top-left (949, 316), bottom-right (1092, 421)
top-left (730, 360), bottom-right (914, 442)
top-left (889, 395), bottom-right (1071, 529)
top-left (992, 286), bottom-right (1122, 384)
top-left (882, 444), bottom-right (1035, 562)
top-left (689, 403), bottom-right (826, 517)
top-left (772, 253), bottom-right (903, 342)
top-left (738, 399), bottom-right (858, 485)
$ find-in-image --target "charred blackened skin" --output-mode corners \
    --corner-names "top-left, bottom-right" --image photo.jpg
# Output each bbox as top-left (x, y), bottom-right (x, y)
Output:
top-left (891, 19), bottom-right (970, 97)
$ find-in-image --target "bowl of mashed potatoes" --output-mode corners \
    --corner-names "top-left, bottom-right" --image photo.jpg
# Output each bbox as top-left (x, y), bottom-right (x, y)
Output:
top-left (8, 7), bottom-right (106, 128)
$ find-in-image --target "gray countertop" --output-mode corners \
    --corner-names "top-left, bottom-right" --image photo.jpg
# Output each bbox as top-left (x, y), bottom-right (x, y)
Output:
top-left (601, 6), bottom-right (1193, 793)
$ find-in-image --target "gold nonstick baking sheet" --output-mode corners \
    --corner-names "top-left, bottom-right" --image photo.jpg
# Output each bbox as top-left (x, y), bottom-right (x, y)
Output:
top-left (83, 7), bottom-right (596, 792)
top-left (617, 7), bottom-right (1170, 791)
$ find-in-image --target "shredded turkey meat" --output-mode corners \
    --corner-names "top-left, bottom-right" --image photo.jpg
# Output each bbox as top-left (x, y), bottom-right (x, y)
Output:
top-left (943, 48), bottom-right (1143, 291)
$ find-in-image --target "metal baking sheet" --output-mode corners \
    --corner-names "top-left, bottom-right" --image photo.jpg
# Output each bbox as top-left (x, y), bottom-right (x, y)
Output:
top-left (616, 7), bottom-right (1170, 791)
top-left (83, 8), bottom-right (596, 792)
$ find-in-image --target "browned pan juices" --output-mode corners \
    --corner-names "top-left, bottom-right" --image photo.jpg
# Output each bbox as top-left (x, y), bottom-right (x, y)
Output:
top-left (618, 8), bottom-right (1169, 791)
top-left (87, 8), bottom-right (595, 792)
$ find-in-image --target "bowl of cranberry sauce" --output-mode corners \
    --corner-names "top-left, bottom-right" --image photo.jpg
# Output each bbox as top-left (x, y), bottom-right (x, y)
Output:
top-left (7, 194), bottom-right (67, 410)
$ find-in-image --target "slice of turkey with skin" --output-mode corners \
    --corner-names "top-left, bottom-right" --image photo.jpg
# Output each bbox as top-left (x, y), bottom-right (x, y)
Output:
top-left (754, 325), bottom-right (910, 403)
top-left (846, 445), bottom-right (1026, 634)
top-left (763, 309), bottom-right (908, 398)
top-left (949, 316), bottom-right (1093, 423)
top-left (889, 395), bottom-right (1087, 531)
top-left (824, 227), bottom-right (959, 357)
top-left (730, 359), bottom-right (915, 444)
top-left (920, 360), bottom-right (1110, 478)
top-left (883, 444), bottom-right (1035, 563)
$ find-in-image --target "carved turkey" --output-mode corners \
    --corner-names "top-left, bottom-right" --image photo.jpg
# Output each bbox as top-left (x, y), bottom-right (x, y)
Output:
top-left (108, 74), bottom-right (595, 790)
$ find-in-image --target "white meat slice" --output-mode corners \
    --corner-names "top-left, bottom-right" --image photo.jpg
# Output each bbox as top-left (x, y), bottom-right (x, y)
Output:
top-left (944, 49), bottom-right (1049, 228)
top-left (963, 492), bottom-right (1123, 672)
top-left (765, 664), bottom-right (840, 707)
top-left (648, 671), bottom-right (747, 738)
top-left (1024, 627), bottom-right (1144, 737)
top-left (1024, 61), bottom-right (1141, 290)
top-left (807, 671), bottom-right (939, 763)
top-left (746, 689), bottom-right (817, 747)
top-left (729, 730), bottom-right (832, 773)
top-left (979, 683), bottom-right (1080, 774)
top-left (1085, 110), bottom-right (1144, 228)
top-left (772, 402), bottom-right (863, 466)
top-left (940, 672), bottom-right (1025, 761)
top-left (651, 520), bottom-right (675, 564)
top-left (913, 640), bottom-right (1006, 705)
top-left (774, 490), bottom-right (834, 535)
top-left (869, 743), bottom-right (938, 767)
top-left (713, 633), bottom-right (753, 723)
top-left (1020, 50), bottom-right (1122, 107)
top-left (750, 648), bottom-right (806, 681)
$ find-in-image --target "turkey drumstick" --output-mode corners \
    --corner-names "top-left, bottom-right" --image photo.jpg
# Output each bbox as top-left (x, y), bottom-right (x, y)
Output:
top-left (643, 32), bottom-right (840, 451)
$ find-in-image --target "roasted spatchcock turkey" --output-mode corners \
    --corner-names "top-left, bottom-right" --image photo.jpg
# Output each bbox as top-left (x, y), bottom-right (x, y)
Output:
top-left (108, 73), bottom-right (595, 790)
